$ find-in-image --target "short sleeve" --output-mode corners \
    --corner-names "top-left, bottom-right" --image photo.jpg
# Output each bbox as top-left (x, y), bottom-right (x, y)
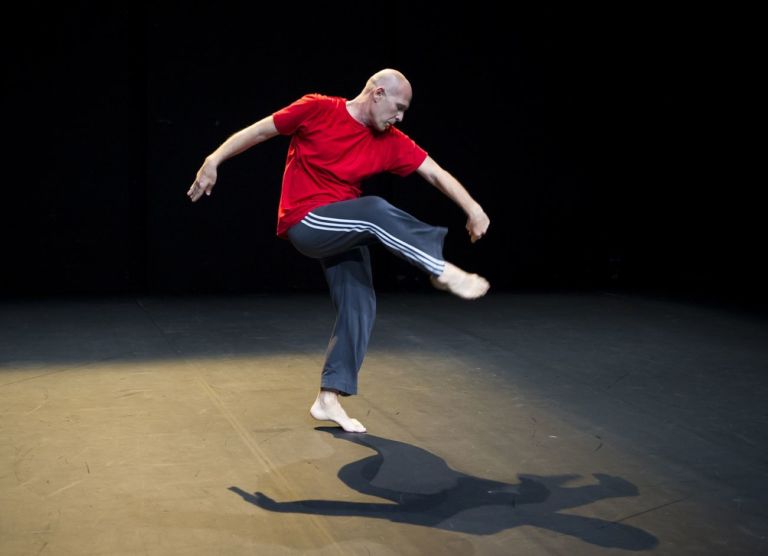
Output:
top-left (272, 94), bottom-right (326, 135)
top-left (388, 130), bottom-right (428, 176)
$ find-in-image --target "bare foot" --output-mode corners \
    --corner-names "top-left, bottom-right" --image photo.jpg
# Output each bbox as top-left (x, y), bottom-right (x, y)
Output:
top-left (431, 262), bottom-right (490, 299)
top-left (310, 391), bottom-right (367, 433)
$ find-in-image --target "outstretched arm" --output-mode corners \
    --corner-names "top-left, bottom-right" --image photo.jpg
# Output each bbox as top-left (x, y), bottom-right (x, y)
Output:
top-left (187, 115), bottom-right (280, 202)
top-left (415, 156), bottom-right (490, 243)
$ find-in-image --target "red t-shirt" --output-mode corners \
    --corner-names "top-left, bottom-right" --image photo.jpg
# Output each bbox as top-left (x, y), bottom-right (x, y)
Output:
top-left (272, 94), bottom-right (428, 237)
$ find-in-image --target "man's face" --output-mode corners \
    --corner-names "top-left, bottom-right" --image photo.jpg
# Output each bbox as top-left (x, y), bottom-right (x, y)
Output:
top-left (372, 86), bottom-right (411, 132)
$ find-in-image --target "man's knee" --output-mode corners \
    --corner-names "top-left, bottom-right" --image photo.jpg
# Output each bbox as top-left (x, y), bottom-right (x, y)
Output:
top-left (359, 195), bottom-right (392, 212)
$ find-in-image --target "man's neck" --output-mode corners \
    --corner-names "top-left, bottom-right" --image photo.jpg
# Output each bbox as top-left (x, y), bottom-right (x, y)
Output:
top-left (345, 97), bottom-right (370, 127)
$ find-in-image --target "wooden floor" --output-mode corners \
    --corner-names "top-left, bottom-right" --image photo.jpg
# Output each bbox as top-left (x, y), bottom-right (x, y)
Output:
top-left (1, 291), bottom-right (766, 555)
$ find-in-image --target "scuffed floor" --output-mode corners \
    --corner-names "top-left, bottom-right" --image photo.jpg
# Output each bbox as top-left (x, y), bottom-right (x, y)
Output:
top-left (1, 292), bottom-right (766, 555)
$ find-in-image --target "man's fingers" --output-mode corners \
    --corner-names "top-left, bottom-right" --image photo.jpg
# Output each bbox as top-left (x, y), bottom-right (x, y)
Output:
top-left (466, 213), bottom-right (490, 244)
top-left (467, 224), bottom-right (485, 239)
top-left (468, 227), bottom-right (487, 243)
top-left (188, 179), bottom-right (210, 202)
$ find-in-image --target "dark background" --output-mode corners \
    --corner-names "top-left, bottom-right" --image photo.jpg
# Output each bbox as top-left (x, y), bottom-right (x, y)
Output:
top-left (3, 5), bottom-right (761, 307)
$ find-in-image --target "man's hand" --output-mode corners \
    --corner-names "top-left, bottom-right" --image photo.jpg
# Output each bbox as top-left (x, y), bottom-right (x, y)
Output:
top-left (187, 160), bottom-right (218, 202)
top-left (466, 207), bottom-right (490, 243)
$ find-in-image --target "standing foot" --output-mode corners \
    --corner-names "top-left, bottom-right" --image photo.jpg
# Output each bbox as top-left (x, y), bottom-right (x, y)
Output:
top-left (431, 262), bottom-right (490, 299)
top-left (310, 390), bottom-right (367, 433)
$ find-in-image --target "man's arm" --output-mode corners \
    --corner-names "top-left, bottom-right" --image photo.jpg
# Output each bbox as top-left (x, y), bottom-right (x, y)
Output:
top-left (187, 116), bottom-right (280, 202)
top-left (415, 156), bottom-right (490, 243)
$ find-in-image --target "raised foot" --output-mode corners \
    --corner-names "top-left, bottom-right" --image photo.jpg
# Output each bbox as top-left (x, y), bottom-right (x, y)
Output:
top-left (431, 262), bottom-right (490, 300)
top-left (310, 393), bottom-right (366, 433)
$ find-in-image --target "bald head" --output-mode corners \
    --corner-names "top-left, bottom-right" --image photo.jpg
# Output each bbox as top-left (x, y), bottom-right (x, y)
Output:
top-left (364, 68), bottom-right (412, 98)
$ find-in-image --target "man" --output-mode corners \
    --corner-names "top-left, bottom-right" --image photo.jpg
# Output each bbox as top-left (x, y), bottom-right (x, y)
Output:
top-left (188, 69), bottom-right (490, 433)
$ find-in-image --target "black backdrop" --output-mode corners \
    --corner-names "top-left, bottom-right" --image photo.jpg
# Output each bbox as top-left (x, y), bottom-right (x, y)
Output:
top-left (3, 5), bottom-right (760, 305)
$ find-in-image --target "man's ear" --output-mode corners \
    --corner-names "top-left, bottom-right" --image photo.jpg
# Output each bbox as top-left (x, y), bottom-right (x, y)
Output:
top-left (373, 87), bottom-right (386, 102)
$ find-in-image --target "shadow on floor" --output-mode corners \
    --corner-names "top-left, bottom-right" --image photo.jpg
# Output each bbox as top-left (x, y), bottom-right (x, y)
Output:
top-left (230, 428), bottom-right (658, 550)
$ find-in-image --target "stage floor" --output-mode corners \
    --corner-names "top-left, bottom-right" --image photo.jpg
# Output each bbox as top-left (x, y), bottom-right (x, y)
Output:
top-left (1, 291), bottom-right (766, 555)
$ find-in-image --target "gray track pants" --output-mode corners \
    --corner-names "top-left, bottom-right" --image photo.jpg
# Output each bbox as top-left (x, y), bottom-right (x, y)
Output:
top-left (286, 196), bottom-right (448, 395)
